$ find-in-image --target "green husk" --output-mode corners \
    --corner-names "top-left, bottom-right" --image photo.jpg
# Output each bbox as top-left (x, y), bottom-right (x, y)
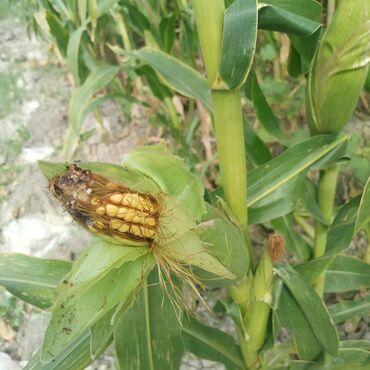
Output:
top-left (307, 0), bottom-right (370, 134)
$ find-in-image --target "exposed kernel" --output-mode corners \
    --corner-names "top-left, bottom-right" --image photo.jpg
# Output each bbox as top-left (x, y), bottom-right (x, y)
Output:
top-left (96, 206), bottom-right (105, 215)
top-left (130, 225), bottom-right (141, 236)
top-left (141, 227), bottom-right (155, 238)
top-left (117, 207), bottom-right (127, 218)
top-left (110, 219), bottom-right (123, 229)
top-left (123, 209), bottom-right (136, 221)
top-left (106, 204), bottom-right (119, 217)
top-left (110, 193), bottom-right (123, 204)
top-left (95, 221), bottom-right (104, 229)
top-left (146, 217), bottom-right (156, 227)
top-left (118, 224), bottom-right (130, 233)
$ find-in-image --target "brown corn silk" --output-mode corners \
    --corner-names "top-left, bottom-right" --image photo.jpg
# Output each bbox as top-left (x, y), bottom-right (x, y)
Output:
top-left (49, 164), bottom-right (161, 244)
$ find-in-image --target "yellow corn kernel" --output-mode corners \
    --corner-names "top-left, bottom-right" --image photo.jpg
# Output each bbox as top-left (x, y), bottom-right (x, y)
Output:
top-left (106, 204), bottom-right (119, 217)
top-left (96, 206), bottom-right (105, 215)
top-left (110, 219), bottom-right (123, 230)
top-left (124, 209), bottom-right (136, 221)
top-left (118, 224), bottom-right (130, 233)
top-left (132, 215), bottom-right (144, 224)
top-left (110, 193), bottom-right (123, 204)
top-left (95, 221), bottom-right (104, 229)
top-left (141, 227), bottom-right (155, 238)
top-left (146, 217), bottom-right (156, 227)
top-left (117, 207), bottom-right (127, 219)
top-left (130, 225), bottom-right (141, 236)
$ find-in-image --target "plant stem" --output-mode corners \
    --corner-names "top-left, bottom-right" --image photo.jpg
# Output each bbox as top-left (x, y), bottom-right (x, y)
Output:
top-left (212, 90), bottom-right (249, 232)
top-left (314, 163), bottom-right (338, 296)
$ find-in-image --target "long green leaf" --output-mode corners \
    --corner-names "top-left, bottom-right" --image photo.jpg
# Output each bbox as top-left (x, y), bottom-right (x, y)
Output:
top-left (329, 295), bottom-right (370, 324)
top-left (258, 1), bottom-right (321, 36)
top-left (63, 64), bottom-right (120, 159)
top-left (355, 176), bottom-right (370, 233)
top-left (115, 270), bottom-right (183, 370)
top-left (276, 287), bottom-right (322, 360)
top-left (248, 134), bottom-right (347, 206)
top-left (326, 196), bottom-right (360, 255)
top-left (218, 0), bottom-right (257, 89)
top-left (246, 70), bottom-right (288, 144)
top-left (0, 253), bottom-right (71, 309)
top-left (325, 255), bottom-right (370, 293)
top-left (66, 26), bottom-right (84, 85)
top-left (275, 263), bottom-right (339, 356)
top-left (182, 317), bottom-right (244, 370)
top-left (113, 46), bottom-right (212, 111)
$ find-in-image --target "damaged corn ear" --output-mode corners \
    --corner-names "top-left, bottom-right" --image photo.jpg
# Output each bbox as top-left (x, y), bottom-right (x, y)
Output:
top-left (48, 163), bottom-right (161, 246)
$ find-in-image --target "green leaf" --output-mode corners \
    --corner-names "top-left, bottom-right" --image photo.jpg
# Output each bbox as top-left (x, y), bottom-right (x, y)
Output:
top-left (63, 64), bottom-right (120, 159)
top-left (325, 255), bottom-right (370, 293)
top-left (340, 340), bottom-right (370, 351)
top-left (355, 176), bottom-right (370, 233)
top-left (296, 179), bottom-right (326, 224)
top-left (329, 295), bottom-right (370, 324)
top-left (326, 196), bottom-right (361, 255)
top-left (218, 0), bottom-right (257, 89)
top-left (115, 270), bottom-right (183, 370)
top-left (113, 47), bottom-right (212, 111)
top-left (45, 11), bottom-right (69, 56)
top-left (276, 287), bottom-right (322, 360)
top-left (249, 198), bottom-right (294, 225)
top-left (66, 26), bottom-right (84, 85)
top-left (26, 317), bottom-right (112, 370)
top-left (275, 263), bottom-right (339, 356)
top-left (41, 239), bottom-right (155, 361)
top-left (244, 118), bottom-right (272, 168)
top-left (295, 256), bottom-right (335, 285)
top-left (182, 317), bottom-right (244, 370)
top-left (246, 70), bottom-right (288, 144)
top-left (271, 216), bottom-right (311, 261)
top-left (159, 13), bottom-right (176, 53)
top-left (248, 134), bottom-right (348, 207)
top-left (307, 0), bottom-right (370, 133)
top-left (258, 1), bottom-right (321, 36)
top-left (0, 253), bottom-right (71, 309)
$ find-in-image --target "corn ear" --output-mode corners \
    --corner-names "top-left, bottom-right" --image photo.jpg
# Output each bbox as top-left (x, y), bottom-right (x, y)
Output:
top-left (307, 0), bottom-right (370, 134)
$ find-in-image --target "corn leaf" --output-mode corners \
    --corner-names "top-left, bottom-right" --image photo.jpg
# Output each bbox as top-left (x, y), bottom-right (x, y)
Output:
top-left (218, 0), bottom-right (257, 89)
top-left (40, 239), bottom-right (155, 361)
top-left (245, 70), bottom-right (288, 145)
top-left (258, 1), bottom-right (321, 36)
top-left (275, 263), bottom-right (339, 356)
top-left (248, 134), bottom-right (348, 206)
top-left (0, 253), bottom-right (71, 309)
top-left (329, 295), bottom-right (370, 324)
top-left (182, 317), bottom-right (245, 370)
top-left (276, 287), bottom-right (322, 360)
top-left (66, 26), bottom-right (84, 86)
top-left (340, 340), bottom-right (370, 351)
top-left (355, 176), bottom-right (370, 233)
top-left (113, 46), bottom-right (213, 111)
top-left (326, 196), bottom-right (360, 255)
top-left (63, 64), bottom-right (120, 160)
top-left (325, 255), bottom-right (370, 293)
top-left (307, 0), bottom-right (370, 133)
top-left (115, 270), bottom-right (184, 370)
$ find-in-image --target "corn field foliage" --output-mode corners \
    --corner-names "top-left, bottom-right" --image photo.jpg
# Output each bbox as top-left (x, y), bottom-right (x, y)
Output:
top-left (1, 0), bottom-right (370, 369)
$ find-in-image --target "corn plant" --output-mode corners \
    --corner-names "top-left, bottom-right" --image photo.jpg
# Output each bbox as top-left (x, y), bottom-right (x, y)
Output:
top-left (1, 0), bottom-right (370, 369)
